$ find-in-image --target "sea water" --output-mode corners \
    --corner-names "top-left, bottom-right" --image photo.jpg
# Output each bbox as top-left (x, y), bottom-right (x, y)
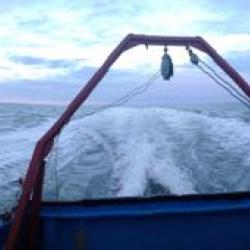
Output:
top-left (0, 102), bottom-right (249, 214)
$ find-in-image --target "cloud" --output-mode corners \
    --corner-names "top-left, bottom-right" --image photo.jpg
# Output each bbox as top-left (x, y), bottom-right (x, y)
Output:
top-left (1, 1), bottom-right (249, 64)
top-left (0, 0), bottom-right (249, 104)
top-left (0, 65), bottom-right (240, 105)
top-left (0, 54), bottom-right (87, 82)
top-left (9, 55), bottom-right (84, 69)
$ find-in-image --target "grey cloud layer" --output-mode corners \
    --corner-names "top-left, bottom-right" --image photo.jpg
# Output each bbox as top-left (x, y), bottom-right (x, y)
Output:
top-left (0, 0), bottom-right (249, 104)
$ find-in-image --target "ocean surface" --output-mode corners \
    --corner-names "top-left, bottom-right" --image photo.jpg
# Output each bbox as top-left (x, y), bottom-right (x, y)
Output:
top-left (0, 102), bottom-right (250, 214)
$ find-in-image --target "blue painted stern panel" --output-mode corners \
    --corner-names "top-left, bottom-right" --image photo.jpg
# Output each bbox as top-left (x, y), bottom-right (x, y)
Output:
top-left (2, 195), bottom-right (250, 249)
top-left (39, 197), bottom-right (250, 250)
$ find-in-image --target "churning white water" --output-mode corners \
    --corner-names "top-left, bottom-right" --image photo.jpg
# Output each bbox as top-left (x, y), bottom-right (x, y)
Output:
top-left (0, 103), bottom-right (249, 214)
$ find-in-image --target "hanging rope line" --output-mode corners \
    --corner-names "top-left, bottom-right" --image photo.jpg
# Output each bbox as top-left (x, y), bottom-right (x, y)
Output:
top-left (199, 59), bottom-right (250, 104)
top-left (45, 133), bottom-right (61, 200)
top-left (197, 64), bottom-right (250, 109)
top-left (82, 70), bottom-right (161, 118)
top-left (112, 71), bottom-right (161, 105)
top-left (186, 47), bottom-right (250, 109)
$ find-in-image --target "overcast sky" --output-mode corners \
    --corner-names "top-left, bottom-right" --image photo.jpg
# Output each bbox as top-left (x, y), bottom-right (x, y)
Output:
top-left (0, 0), bottom-right (249, 105)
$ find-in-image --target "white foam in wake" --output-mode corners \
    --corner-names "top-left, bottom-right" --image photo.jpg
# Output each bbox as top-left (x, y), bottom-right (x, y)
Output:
top-left (1, 106), bottom-right (250, 206)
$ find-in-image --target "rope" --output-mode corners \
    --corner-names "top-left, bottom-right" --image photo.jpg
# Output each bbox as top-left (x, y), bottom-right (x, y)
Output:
top-left (199, 59), bottom-right (250, 104)
top-left (111, 71), bottom-right (160, 106)
top-left (82, 70), bottom-right (161, 118)
top-left (45, 133), bottom-right (61, 200)
top-left (187, 47), bottom-right (250, 109)
top-left (197, 64), bottom-right (250, 109)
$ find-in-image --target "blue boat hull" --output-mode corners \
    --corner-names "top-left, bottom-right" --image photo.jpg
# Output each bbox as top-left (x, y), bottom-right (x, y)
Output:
top-left (2, 194), bottom-right (250, 249)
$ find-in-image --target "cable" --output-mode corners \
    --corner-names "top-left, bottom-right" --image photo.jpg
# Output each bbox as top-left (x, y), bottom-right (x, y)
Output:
top-left (82, 70), bottom-right (161, 118)
top-left (112, 72), bottom-right (160, 106)
top-left (199, 58), bottom-right (250, 104)
top-left (109, 71), bottom-right (160, 105)
top-left (45, 132), bottom-right (61, 200)
top-left (186, 47), bottom-right (250, 109)
top-left (197, 64), bottom-right (250, 109)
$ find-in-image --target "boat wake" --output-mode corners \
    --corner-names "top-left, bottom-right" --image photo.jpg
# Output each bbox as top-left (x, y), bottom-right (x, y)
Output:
top-left (44, 107), bottom-right (250, 200)
top-left (1, 106), bottom-right (250, 208)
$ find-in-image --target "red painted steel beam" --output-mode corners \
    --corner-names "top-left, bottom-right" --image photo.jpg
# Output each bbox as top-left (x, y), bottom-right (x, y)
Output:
top-left (5, 34), bottom-right (250, 250)
top-left (125, 34), bottom-right (250, 96)
top-left (26, 160), bottom-right (45, 250)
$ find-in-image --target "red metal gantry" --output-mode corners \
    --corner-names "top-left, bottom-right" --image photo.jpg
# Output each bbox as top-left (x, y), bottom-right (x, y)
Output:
top-left (5, 34), bottom-right (250, 250)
